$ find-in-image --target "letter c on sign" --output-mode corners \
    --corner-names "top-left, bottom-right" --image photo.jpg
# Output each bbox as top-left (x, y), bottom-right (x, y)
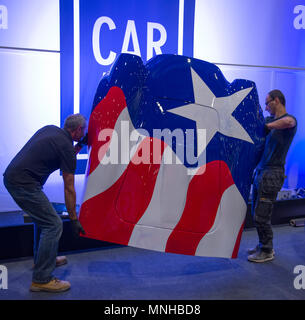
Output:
top-left (92, 16), bottom-right (117, 65)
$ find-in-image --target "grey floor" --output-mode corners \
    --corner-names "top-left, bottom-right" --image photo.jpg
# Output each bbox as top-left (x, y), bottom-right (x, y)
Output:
top-left (0, 224), bottom-right (305, 300)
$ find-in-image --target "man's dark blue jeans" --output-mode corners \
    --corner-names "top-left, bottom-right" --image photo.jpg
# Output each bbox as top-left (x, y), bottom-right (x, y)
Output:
top-left (3, 176), bottom-right (63, 284)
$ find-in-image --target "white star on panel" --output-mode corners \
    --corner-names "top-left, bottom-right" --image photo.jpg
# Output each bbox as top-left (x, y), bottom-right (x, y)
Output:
top-left (168, 68), bottom-right (254, 157)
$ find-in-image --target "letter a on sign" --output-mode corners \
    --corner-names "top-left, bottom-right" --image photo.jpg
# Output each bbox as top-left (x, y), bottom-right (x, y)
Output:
top-left (294, 265), bottom-right (305, 289)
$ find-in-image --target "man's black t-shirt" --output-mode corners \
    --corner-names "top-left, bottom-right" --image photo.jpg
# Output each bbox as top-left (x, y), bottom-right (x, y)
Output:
top-left (4, 125), bottom-right (76, 187)
top-left (257, 114), bottom-right (297, 170)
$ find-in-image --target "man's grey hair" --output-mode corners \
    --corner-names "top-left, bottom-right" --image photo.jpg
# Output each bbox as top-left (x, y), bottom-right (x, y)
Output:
top-left (64, 114), bottom-right (87, 131)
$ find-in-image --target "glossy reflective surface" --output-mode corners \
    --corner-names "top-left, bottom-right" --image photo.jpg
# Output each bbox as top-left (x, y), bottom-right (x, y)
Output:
top-left (79, 53), bottom-right (265, 258)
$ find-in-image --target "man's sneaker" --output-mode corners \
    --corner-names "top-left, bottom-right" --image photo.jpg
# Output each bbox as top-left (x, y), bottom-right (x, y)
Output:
top-left (56, 256), bottom-right (68, 267)
top-left (30, 278), bottom-right (71, 292)
top-left (247, 245), bottom-right (275, 256)
top-left (247, 249), bottom-right (274, 263)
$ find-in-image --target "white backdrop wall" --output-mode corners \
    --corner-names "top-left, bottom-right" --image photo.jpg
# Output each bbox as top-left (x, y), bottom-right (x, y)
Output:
top-left (0, 0), bottom-right (304, 212)
top-left (0, 0), bottom-right (87, 211)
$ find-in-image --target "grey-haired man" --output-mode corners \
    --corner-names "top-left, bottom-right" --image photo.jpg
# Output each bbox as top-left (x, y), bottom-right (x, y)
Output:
top-left (3, 114), bottom-right (88, 292)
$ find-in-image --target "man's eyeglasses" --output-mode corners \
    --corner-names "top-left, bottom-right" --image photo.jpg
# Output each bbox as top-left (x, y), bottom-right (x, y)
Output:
top-left (265, 99), bottom-right (273, 106)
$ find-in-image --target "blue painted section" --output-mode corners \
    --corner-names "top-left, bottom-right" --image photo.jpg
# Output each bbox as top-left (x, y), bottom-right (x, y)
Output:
top-left (60, 0), bottom-right (74, 129)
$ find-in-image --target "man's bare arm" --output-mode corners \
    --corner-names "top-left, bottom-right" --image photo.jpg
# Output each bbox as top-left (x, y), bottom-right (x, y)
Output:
top-left (62, 171), bottom-right (78, 221)
top-left (266, 116), bottom-right (296, 130)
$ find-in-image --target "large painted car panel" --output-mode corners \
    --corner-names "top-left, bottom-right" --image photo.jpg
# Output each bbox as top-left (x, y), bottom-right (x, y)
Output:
top-left (79, 53), bottom-right (265, 258)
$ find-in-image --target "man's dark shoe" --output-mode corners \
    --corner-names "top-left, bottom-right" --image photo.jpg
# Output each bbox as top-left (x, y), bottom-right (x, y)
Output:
top-left (247, 249), bottom-right (274, 263)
